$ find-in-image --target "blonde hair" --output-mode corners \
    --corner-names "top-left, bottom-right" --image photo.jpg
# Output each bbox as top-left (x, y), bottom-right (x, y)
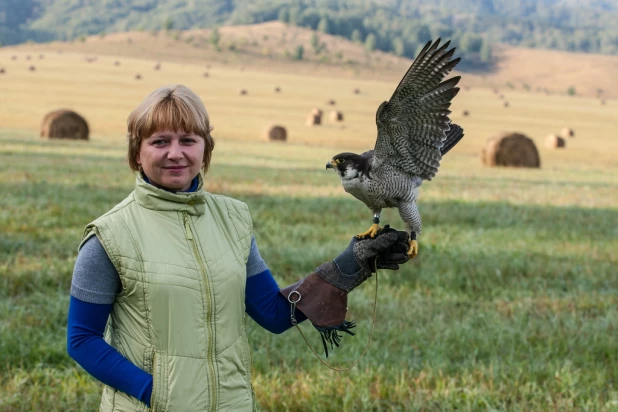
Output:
top-left (127, 85), bottom-right (215, 173)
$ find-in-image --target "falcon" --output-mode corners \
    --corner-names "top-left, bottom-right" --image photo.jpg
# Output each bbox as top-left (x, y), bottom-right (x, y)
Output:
top-left (326, 38), bottom-right (464, 259)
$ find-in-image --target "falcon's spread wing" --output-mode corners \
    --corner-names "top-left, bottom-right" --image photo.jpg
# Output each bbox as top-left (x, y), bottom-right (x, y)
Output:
top-left (373, 39), bottom-right (461, 181)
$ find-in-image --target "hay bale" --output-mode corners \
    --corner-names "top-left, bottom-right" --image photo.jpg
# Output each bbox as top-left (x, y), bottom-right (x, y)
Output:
top-left (0, 68), bottom-right (5, 74)
top-left (462, 110), bottom-right (470, 117)
top-left (28, 66), bottom-right (36, 72)
top-left (11, 56), bottom-right (17, 60)
top-left (329, 110), bottom-right (344, 122)
top-left (353, 88), bottom-right (360, 94)
top-left (481, 132), bottom-right (540, 168)
top-left (545, 134), bottom-right (566, 149)
top-left (38, 54), bottom-right (45, 59)
top-left (135, 74), bottom-right (142, 80)
top-left (600, 99), bottom-right (606, 105)
top-left (274, 86), bottom-right (281, 93)
top-left (263, 125), bottom-right (287, 142)
top-left (306, 113), bottom-right (321, 126)
top-left (203, 72), bottom-right (209, 78)
top-left (154, 62), bottom-right (161, 70)
top-left (560, 127), bottom-right (575, 138)
top-left (40, 110), bottom-right (89, 140)
top-left (327, 99), bottom-right (336, 105)
top-left (114, 61), bottom-right (121, 66)
top-left (26, 55), bottom-right (31, 60)
top-left (503, 101), bottom-right (510, 108)
top-left (239, 89), bottom-right (248, 95)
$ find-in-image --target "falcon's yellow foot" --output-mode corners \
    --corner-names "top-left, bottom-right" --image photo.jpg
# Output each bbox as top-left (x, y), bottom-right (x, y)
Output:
top-left (356, 223), bottom-right (382, 239)
top-left (408, 240), bottom-right (418, 259)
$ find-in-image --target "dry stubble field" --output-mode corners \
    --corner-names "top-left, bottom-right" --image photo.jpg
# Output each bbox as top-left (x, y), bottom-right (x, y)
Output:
top-left (0, 46), bottom-right (617, 411)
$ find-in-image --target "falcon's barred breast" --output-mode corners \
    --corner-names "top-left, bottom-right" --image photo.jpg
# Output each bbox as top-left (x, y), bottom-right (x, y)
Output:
top-left (326, 38), bottom-right (465, 258)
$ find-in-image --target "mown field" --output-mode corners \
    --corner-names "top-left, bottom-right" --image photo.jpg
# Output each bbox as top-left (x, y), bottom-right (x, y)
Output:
top-left (1, 46), bottom-right (618, 411)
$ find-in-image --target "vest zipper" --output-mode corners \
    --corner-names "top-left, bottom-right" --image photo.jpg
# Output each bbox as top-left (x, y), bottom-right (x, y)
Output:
top-left (182, 211), bottom-right (217, 411)
top-left (183, 213), bottom-right (193, 240)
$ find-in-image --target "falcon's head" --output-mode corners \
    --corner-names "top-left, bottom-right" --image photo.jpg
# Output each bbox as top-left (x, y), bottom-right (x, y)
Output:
top-left (326, 152), bottom-right (372, 180)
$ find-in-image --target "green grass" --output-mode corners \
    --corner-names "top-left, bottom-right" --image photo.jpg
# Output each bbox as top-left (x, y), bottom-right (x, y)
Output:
top-left (1, 132), bottom-right (617, 411)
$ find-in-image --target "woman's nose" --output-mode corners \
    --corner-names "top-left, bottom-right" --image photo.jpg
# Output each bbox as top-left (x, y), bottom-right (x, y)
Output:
top-left (167, 142), bottom-right (184, 160)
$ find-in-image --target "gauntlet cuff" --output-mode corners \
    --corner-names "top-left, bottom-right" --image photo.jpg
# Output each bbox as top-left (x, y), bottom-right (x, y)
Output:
top-left (280, 272), bottom-right (348, 328)
top-left (280, 272), bottom-right (356, 357)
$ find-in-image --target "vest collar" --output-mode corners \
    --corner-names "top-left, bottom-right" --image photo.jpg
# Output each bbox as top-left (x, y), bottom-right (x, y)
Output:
top-left (134, 172), bottom-right (206, 215)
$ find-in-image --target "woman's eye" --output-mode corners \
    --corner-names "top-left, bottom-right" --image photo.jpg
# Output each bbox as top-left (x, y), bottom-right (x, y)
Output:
top-left (181, 138), bottom-right (196, 144)
top-left (152, 140), bottom-right (167, 146)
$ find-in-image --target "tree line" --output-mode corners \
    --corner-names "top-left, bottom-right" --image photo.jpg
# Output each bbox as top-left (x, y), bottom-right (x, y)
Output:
top-left (2, 0), bottom-right (618, 69)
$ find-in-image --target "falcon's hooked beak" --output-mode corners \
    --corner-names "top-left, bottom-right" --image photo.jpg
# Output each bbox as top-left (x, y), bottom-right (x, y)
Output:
top-left (326, 160), bottom-right (336, 170)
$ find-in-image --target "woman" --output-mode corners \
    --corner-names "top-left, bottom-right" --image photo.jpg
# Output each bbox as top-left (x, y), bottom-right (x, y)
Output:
top-left (66, 85), bottom-right (409, 411)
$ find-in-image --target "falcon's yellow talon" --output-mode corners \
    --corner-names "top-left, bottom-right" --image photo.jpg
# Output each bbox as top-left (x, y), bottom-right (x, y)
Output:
top-left (408, 240), bottom-right (418, 259)
top-left (356, 223), bottom-right (381, 239)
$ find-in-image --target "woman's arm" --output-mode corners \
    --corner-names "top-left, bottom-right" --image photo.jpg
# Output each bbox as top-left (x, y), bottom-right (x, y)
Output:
top-left (67, 236), bottom-right (152, 406)
top-left (244, 237), bottom-right (306, 333)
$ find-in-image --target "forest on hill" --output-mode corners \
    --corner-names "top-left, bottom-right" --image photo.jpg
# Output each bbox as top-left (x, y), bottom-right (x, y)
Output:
top-left (2, 0), bottom-right (618, 68)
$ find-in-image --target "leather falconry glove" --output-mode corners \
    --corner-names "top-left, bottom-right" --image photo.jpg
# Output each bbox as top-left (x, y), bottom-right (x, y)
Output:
top-left (280, 225), bottom-right (409, 356)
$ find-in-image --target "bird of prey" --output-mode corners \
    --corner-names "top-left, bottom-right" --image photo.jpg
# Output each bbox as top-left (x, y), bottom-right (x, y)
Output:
top-left (326, 38), bottom-right (464, 259)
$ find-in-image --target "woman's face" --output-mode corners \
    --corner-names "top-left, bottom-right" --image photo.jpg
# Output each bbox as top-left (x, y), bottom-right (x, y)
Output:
top-left (137, 130), bottom-right (205, 191)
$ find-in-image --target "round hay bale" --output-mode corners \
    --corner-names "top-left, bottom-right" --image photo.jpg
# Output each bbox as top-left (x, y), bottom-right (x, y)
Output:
top-left (481, 132), bottom-right (540, 168)
top-left (353, 88), bottom-right (360, 94)
top-left (600, 99), bottom-right (606, 105)
top-left (0, 68), bottom-right (5, 74)
top-left (114, 61), bottom-right (121, 66)
top-left (327, 99), bottom-right (336, 105)
top-left (503, 101), bottom-right (510, 108)
top-left (274, 86), bottom-right (281, 93)
top-left (239, 89), bottom-right (248, 95)
top-left (28, 66), bottom-right (36, 72)
top-left (11, 55), bottom-right (17, 60)
top-left (154, 62), bottom-right (161, 70)
top-left (263, 125), bottom-right (287, 142)
top-left (462, 110), bottom-right (470, 117)
top-left (306, 113), bottom-right (321, 126)
top-left (311, 108), bottom-right (323, 117)
top-left (545, 134), bottom-right (566, 149)
top-left (38, 54), bottom-right (45, 59)
top-left (329, 110), bottom-right (344, 122)
top-left (135, 74), bottom-right (142, 80)
top-left (41, 110), bottom-right (90, 140)
top-left (203, 72), bottom-right (209, 77)
top-left (560, 127), bottom-right (575, 138)
top-left (26, 55), bottom-right (31, 60)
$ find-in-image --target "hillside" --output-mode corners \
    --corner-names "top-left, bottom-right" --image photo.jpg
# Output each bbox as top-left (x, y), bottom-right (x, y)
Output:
top-left (2, 0), bottom-right (618, 61)
top-left (1, 22), bottom-right (617, 98)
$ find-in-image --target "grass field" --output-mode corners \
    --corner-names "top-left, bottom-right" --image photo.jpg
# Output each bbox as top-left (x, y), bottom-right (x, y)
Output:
top-left (1, 42), bottom-right (618, 411)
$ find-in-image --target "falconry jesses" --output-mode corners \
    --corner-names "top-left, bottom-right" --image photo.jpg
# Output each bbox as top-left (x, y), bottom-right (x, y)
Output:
top-left (326, 38), bottom-right (464, 259)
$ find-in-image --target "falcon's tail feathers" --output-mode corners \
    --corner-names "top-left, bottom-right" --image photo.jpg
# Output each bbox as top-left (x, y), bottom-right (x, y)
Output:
top-left (441, 123), bottom-right (464, 156)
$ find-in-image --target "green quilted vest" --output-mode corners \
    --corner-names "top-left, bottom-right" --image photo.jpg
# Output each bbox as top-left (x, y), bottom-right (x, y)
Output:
top-left (80, 173), bottom-right (255, 412)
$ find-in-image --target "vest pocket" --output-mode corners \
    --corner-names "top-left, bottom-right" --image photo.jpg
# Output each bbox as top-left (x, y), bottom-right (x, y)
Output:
top-left (150, 350), bottom-right (169, 412)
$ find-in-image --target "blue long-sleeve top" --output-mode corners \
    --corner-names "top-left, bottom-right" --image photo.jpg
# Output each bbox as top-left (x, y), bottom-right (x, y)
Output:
top-left (67, 176), bottom-right (306, 407)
